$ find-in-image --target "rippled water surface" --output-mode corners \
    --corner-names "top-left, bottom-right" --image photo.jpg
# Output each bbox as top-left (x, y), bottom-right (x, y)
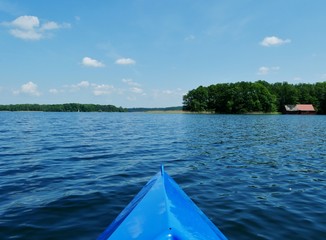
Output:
top-left (0, 112), bottom-right (325, 239)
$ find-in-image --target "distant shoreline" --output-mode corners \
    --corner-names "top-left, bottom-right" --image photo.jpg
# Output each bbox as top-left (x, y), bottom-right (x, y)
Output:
top-left (144, 110), bottom-right (282, 114)
top-left (0, 103), bottom-right (126, 112)
top-left (144, 110), bottom-right (192, 114)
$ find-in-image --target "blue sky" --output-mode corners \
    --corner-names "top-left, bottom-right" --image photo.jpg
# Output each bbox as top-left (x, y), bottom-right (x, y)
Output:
top-left (1, 0), bottom-right (326, 108)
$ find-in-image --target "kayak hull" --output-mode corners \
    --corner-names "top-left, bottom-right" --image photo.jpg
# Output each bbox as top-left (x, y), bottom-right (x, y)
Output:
top-left (98, 166), bottom-right (227, 240)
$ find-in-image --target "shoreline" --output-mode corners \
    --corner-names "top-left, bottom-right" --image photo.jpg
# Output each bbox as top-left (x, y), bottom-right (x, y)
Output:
top-left (144, 110), bottom-right (282, 114)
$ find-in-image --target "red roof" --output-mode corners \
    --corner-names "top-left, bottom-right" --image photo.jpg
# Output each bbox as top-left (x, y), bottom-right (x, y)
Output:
top-left (295, 104), bottom-right (315, 111)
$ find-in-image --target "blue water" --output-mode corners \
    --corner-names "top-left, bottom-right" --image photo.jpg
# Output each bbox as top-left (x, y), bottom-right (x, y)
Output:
top-left (0, 112), bottom-right (325, 239)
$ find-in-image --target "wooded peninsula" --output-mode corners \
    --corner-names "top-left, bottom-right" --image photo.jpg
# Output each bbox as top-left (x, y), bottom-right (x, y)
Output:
top-left (183, 81), bottom-right (326, 114)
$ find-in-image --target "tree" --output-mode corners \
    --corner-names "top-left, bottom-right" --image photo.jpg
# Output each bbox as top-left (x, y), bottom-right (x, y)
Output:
top-left (270, 82), bottom-right (298, 112)
top-left (183, 86), bottom-right (209, 112)
top-left (315, 82), bottom-right (326, 114)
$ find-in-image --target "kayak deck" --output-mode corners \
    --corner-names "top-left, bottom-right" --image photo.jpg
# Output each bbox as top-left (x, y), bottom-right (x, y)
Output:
top-left (98, 166), bottom-right (228, 240)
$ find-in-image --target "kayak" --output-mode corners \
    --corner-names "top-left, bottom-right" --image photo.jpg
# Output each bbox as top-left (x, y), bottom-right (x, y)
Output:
top-left (98, 166), bottom-right (228, 240)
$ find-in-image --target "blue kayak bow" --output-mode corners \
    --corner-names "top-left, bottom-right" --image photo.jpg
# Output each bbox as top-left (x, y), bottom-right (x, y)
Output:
top-left (98, 166), bottom-right (228, 240)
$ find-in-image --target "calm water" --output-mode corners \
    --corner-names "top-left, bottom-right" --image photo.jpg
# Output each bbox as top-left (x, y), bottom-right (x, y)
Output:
top-left (0, 112), bottom-right (325, 239)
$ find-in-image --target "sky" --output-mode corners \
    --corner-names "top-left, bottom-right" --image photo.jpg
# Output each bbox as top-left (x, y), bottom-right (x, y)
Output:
top-left (1, 0), bottom-right (326, 108)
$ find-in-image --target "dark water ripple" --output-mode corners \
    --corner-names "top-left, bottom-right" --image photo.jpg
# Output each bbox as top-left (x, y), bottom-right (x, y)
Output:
top-left (0, 112), bottom-right (325, 239)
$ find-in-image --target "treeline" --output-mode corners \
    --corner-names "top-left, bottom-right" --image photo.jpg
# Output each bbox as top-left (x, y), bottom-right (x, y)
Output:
top-left (183, 81), bottom-right (326, 114)
top-left (127, 106), bottom-right (183, 112)
top-left (0, 103), bottom-right (127, 112)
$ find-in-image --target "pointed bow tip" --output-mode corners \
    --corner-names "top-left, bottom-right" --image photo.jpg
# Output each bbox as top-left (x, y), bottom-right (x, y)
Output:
top-left (160, 164), bottom-right (165, 176)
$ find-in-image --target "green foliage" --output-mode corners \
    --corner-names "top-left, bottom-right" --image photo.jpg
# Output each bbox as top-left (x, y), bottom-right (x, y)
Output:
top-left (315, 82), bottom-right (326, 114)
top-left (183, 81), bottom-right (326, 114)
top-left (0, 103), bottom-right (127, 112)
top-left (183, 86), bottom-right (209, 112)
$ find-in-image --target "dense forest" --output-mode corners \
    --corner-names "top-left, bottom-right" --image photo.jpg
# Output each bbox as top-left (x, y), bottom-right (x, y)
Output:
top-left (0, 103), bottom-right (127, 112)
top-left (183, 81), bottom-right (326, 114)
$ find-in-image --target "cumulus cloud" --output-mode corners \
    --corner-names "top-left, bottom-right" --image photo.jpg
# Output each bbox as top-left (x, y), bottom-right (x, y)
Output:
top-left (77, 80), bottom-right (90, 87)
top-left (122, 78), bottom-right (141, 87)
top-left (50, 80), bottom-right (148, 99)
top-left (257, 66), bottom-right (269, 75)
top-left (14, 81), bottom-right (41, 96)
top-left (92, 84), bottom-right (115, 96)
top-left (41, 21), bottom-right (62, 30)
top-left (49, 88), bottom-right (59, 94)
top-left (60, 81), bottom-right (115, 96)
top-left (122, 79), bottom-right (144, 94)
top-left (62, 81), bottom-right (91, 92)
top-left (82, 57), bottom-right (105, 68)
top-left (130, 87), bottom-right (143, 94)
top-left (257, 66), bottom-right (280, 75)
top-left (2, 15), bottom-right (70, 40)
top-left (260, 36), bottom-right (291, 47)
top-left (115, 58), bottom-right (136, 65)
top-left (12, 15), bottom-right (39, 30)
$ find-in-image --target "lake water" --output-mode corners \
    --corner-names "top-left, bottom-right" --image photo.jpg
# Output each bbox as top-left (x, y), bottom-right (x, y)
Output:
top-left (0, 112), bottom-right (325, 239)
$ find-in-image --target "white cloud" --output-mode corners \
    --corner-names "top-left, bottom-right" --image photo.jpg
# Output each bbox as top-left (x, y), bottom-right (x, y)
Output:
top-left (14, 81), bottom-right (41, 96)
top-left (257, 66), bottom-right (270, 75)
top-left (115, 58), bottom-right (136, 65)
top-left (122, 79), bottom-right (143, 94)
top-left (77, 81), bottom-right (90, 87)
top-left (130, 87), bottom-right (143, 94)
top-left (92, 84), bottom-right (115, 96)
top-left (82, 57), bottom-right (105, 68)
top-left (49, 88), bottom-right (59, 94)
top-left (3, 15), bottom-right (70, 40)
top-left (21, 81), bottom-right (41, 96)
top-left (49, 80), bottom-right (164, 100)
top-left (10, 28), bottom-right (42, 40)
top-left (260, 36), bottom-right (291, 47)
top-left (65, 81), bottom-right (92, 92)
top-left (12, 15), bottom-right (39, 30)
top-left (59, 81), bottom-right (116, 96)
top-left (122, 78), bottom-right (141, 87)
top-left (257, 66), bottom-right (280, 75)
top-left (41, 21), bottom-right (60, 30)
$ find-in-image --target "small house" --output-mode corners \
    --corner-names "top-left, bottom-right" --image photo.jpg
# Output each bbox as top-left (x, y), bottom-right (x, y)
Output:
top-left (284, 104), bottom-right (316, 114)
